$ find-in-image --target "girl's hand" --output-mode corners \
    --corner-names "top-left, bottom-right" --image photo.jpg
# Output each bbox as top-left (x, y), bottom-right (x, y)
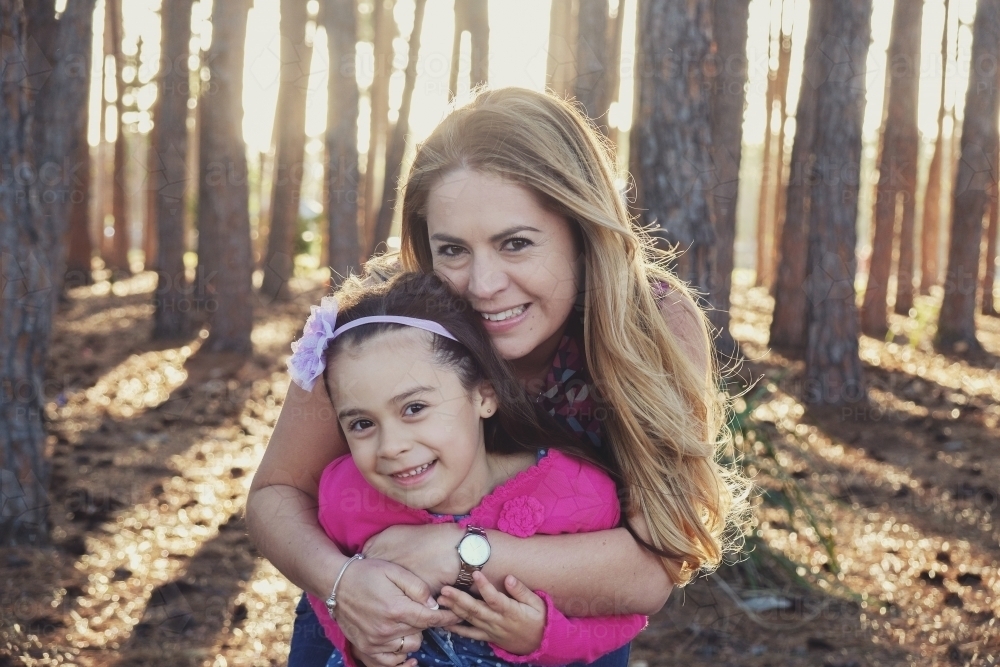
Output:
top-left (363, 524), bottom-right (465, 593)
top-left (335, 557), bottom-right (458, 662)
top-left (438, 571), bottom-right (546, 656)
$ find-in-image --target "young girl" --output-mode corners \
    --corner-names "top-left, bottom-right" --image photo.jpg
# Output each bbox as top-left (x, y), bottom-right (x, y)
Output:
top-left (286, 272), bottom-right (647, 667)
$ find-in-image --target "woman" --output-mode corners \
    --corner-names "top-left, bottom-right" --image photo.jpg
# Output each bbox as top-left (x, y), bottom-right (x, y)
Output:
top-left (247, 87), bottom-right (750, 667)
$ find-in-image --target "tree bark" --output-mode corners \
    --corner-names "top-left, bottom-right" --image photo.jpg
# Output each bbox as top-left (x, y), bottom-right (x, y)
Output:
top-left (921, 0), bottom-right (957, 294)
top-left (707, 0), bottom-right (750, 359)
top-left (325, 0), bottom-right (362, 280)
top-left (630, 0), bottom-right (716, 295)
top-left (64, 3), bottom-right (95, 287)
top-left (606, 2), bottom-right (627, 147)
top-left (197, 0), bottom-right (254, 356)
top-left (449, 0), bottom-right (465, 101)
top-left (859, 0), bottom-right (923, 335)
top-left (65, 138), bottom-right (93, 287)
top-left (466, 0), bottom-right (488, 89)
top-left (1, 0), bottom-right (45, 545)
top-left (754, 0), bottom-right (791, 287)
top-left (107, 0), bottom-right (130, 275)
top-left (802, 0), bottom-right (871, 407)
top-left (768, 0), bottom-right (828, 353)
top-left (935, 0), bottom-right (1000, 353)
top-left (31, 0), bottom-right (97, 294)
top-left (983, 186), bottom-right (998, 316)
top-left (768, 27), bottom-right (793, 286)
top-left (260, 0), bottom-right (314, 302)
top-left (546, 0), bottom-right (576, 97)
top-left (372, 0), bottom-right (426, 251)
top-left (362, 0), bottom-right (394, 250)
top-left (890, 3), bottom-right (924, 316)
top-left (574, 0), bottom-right (611, 131)
top-left (1, 0), bottom-right (96, 545)
top-left (152, 0), bottom-right (194, 339)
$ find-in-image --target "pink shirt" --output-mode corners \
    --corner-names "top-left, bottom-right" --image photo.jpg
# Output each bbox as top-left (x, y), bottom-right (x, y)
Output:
top-left (307, 449), bottom-right (647, 666)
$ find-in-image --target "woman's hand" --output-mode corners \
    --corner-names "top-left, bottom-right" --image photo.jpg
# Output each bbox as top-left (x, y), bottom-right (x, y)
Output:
top-left (362, 523), bottom-right (465, 593)
top-left (334, 557), bottom-right (459, 663)
top-left (439, 571), bottom-right (546, 656)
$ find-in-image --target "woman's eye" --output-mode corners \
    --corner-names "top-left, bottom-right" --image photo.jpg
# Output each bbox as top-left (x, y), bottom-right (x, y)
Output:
top-left (436, 244), bottom-right (465, 257)
top-left (348, 419), bottom-right (374, 432)
top-left (502, 237), bottom-right (532, 251)
top-left (404, 403), bottom-right (427, 416)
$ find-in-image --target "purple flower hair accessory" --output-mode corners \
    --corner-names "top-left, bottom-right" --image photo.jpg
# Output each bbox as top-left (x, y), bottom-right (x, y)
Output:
top-left (287, 296), bottom-right (460, 392)
top-left (288, 296), bottom-right (339, 391)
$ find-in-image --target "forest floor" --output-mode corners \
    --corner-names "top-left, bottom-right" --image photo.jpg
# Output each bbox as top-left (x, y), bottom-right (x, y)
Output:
top-left (1, 270), bottom-right (998, 667)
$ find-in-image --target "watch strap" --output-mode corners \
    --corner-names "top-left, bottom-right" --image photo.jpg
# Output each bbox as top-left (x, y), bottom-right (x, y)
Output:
top-left (454, 526), bottom-right (488, 590)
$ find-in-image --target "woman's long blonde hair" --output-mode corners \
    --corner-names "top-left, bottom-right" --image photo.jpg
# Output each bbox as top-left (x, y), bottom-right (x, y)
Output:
top-left (398, 87), bottom-right (751, 585)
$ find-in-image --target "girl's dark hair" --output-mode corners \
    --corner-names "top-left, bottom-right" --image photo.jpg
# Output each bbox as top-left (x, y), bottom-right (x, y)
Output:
top-left (322, 271), bottom-right (608, 469)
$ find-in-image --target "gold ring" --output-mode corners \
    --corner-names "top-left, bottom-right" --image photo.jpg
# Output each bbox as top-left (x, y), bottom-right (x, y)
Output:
top-left (398, 637), bottom-right (405, 654)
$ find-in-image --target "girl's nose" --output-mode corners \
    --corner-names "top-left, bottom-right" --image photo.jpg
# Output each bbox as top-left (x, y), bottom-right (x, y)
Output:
top-left (376, 424), bottom-right (412, 460)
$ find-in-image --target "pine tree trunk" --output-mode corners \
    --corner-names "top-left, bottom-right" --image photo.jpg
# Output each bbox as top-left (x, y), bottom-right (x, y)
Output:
top-left (630, 0), bottom-right (716, 295)
top-left (372, 0), bottom-right (426, 250)
top-left (803, 0), bottom-right (871, 405)
top-left (575, 0), bottom-right (611, 131)
top-left (890, 3), bottom-right (924, 316)
top-left (546, 0), bottom-right (576, 97)
top-left (936, 0), bottom-right (1000, 353)
top-left (325, 0), bottom-right (362, 279)
top-left (1, 0), bottom-right (46, 545)
top-left (606, 2), bottom-right (626, 147)
top-left (768, 27), bottom-right (793, 284)
top-left (65, 137), bottom-right (93, 287)
top-left (768, 0), bottom-right (828, 353)
top-left (920, 0), bottom-right (952, 295)
top-left (152, 0), bottom-right (194, 340)
top-left (467, 0), bottom-right (489, 89)
top-left (363, 0), bottom-right (394, 252)
top-left (708, 0), bottom-right (750, 359)
top-left (197, 0), bottom-right (254, 356)
top-left (860, 0), bottom-right (923, 334)
top-left (65, 77), bottom-right (94, 287)
top-left (983, 187), bottom-right (998, 316)
top-left (144, 122), bottom-right (158, 270)
top-left (31, 0), bottom-right (97, 295)
top-left (1, 0), bottom-right (96, 545)
top-left (108, 0), bottom-right (130, 275)
top-left (260, 0), bottom-right (314, 302)
top-left (755, 54), bottom-right (775, 288)
top-left (449, 0), bottom-right (464, 101)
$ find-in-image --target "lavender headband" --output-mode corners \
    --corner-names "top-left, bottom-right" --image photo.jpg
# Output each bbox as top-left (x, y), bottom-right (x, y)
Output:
top-left (287, 295), bottom-right (459, 391)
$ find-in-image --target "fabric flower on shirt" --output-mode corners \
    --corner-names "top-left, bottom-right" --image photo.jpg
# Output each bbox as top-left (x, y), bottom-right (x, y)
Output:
top-left (497, 496), bottom-right (545, 537)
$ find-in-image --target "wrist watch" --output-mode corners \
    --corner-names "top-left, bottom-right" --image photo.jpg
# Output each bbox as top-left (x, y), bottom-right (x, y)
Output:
top-left (455, 526), bottom-right (490, 590)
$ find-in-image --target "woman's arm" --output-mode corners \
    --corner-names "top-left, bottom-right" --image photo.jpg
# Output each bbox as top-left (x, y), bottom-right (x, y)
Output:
top-left (247, 380), bottom-right (348, 596)
top-left (364, 294), bottom-right (710, 617)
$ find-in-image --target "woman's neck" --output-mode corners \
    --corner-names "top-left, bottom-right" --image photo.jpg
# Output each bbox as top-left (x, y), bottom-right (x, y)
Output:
top-left (510, 319), bottom-right (569, 393)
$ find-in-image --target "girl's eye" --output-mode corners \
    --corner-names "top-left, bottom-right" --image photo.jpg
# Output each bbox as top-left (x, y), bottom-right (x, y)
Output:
top-left (403, 403), bottom-right (427, 416)
top-left (348, 418), bottom-right (374, 432)
top-left (436, 244), bottom-right (465, 257)
top-left (502, 237), bottom-right (532, 251)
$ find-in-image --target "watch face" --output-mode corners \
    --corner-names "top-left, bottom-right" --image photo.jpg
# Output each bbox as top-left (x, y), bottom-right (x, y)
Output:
top-left (458, 533), bottom-right (490, 567)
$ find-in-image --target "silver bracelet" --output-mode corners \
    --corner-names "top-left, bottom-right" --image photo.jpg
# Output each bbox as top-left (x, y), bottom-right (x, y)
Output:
top-left (324, 554), bottom-right (364, 619)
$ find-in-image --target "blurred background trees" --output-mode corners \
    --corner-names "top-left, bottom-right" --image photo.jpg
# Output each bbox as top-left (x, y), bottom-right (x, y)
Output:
top-left (3, 0), bottom-right (1000, 545)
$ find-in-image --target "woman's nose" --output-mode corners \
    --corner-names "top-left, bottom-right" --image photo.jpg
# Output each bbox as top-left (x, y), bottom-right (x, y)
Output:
top-left (467, 256), bottom-right (509, 301)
